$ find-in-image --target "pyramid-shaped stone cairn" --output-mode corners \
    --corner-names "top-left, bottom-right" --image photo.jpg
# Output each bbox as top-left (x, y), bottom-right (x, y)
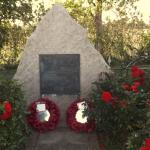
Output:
top-left (14, 4), bottom-right (110, 150)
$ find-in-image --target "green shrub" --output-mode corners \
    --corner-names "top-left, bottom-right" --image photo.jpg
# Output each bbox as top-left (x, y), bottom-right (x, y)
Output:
top-left (89, 66), bottom-right (150, 150)
top-left (0, 79), bottom-right (30, 150)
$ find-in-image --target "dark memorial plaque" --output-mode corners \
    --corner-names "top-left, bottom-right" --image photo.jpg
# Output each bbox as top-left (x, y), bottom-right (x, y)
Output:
top-left (40, 54), bottom-right (80, 95)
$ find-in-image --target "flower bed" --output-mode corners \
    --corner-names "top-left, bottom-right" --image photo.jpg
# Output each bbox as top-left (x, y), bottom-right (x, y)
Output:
top-left (90, 66), bottom-right (150, 150)
top-left (0, 79), bottom-right (30, 150)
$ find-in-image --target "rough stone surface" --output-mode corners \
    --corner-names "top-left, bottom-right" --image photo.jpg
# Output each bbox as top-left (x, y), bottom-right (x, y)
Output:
top-left (49, 95), bottom-right (78, 128)
top-left (14, 4), bottom-right (110, 104)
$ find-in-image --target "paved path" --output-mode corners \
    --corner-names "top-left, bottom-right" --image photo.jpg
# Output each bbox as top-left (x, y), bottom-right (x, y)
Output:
top-left (26, 127), bottom-right (100, 150)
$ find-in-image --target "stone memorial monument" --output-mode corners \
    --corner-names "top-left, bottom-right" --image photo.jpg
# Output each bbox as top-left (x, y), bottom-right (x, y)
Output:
top-left (14, 4), bottom-right (110, 150)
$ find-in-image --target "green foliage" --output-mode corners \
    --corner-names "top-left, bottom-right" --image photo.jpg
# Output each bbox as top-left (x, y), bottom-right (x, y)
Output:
top-left (89, 66), bottom-right (150, 150)
top-left (0, 23), bottom-right (34, 65)
top-left (0, 79), bottom-right (30, 150)
top-left (0, 0), bottom-right (46, 66)
top-left (1, 0), bottom-right (150, 66)
top-left (137, 32), bottom-right (150, 56)
top-left (1, 0), bottom-right (149, 66)
top-left (0, 24), bottom-right (9, 48)
top-left (64, 0), bottom-right (150, 63)
top-left (126, 131), bottom-right (148, 150)
top-left (64, 0), bottom-right (96, 43)
top-left (0, 0), bottom-right (33, 22)
top-left (0, 0), bottom-right (33, 47)
top-left (102, 18), bottom-right (149, 63)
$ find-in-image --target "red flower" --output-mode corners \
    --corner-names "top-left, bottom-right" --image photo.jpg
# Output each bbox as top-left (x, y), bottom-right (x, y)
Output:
top-left (140, 146), bottom-right (150, 150)
top-left (0, 111), bottom-right (11, 120)
top-left (131, 66), bottom-right (140, 78)
top-left (101, 91), bottom-right (112, 103)
top-left (131, 66), bottom-right (138, 72)
top-left (140, 138), bottom-right (150, 150)
top-left (119, 100), bottom-right (127, 108)
top-left (140, 146), bottom-right (148, 150)
top-left (133, 81), bottom-right (141, 87)
top-left (139, 77), bottom-right (144, 85)
top-left (131, 66), bottom-right (145, 79)
top-left (4, 101), bottom-right (12, 113)
top-left (111, 99), bottom-right (116, 107)
top-left (139, 69), bottom-right (145, 76)
top-left (131, 81), bottom-right (141, 93)
top-left (145, 138), bottom-right (150, 146)
top-left (131, 85), bottom-right (138, 93)
top-left (0, 101), bottom-right (12, 121)
top-left (110, 97), bottom-right (119, 108)
top-left (122, 83), bottom-right (130, 90)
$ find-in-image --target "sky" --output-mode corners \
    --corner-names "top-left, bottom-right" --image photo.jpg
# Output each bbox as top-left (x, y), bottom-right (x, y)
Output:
top-left (103, 0), bottom-right (150, 24)
top-left (135, 0), bottom-right (150, 23)
top-left (33, 0), bottom-right (150, 24)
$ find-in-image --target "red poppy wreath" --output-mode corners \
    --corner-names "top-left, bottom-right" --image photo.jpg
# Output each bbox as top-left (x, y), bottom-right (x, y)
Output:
top-left (66, 99), bottom-right (95, 133)
top-left (26, 98), bottom-right (60, 132)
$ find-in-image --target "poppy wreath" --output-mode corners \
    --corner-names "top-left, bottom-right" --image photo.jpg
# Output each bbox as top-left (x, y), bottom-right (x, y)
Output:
top-left (26, 98), bottom-right (60, 132)
top-left (140, 137), bottom-right (150, 150)
top-left (66, 99), bottom-right (95, 133)
top-left (0, 100), bottom-right (12, 120)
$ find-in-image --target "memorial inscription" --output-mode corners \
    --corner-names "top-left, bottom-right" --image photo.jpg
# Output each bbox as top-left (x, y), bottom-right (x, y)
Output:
top-left (39, 54), bottom-right (80, 95)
